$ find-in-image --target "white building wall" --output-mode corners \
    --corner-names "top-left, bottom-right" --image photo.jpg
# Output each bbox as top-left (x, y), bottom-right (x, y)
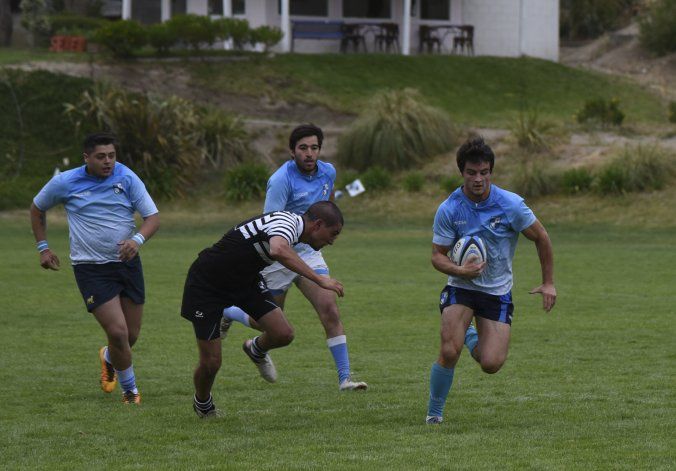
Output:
top-left (520, 0), bottom-right (559, 61)
top-left (187, 0), bottom-right (208, 15)
top-left (462, 0), bottom-right (521, 57)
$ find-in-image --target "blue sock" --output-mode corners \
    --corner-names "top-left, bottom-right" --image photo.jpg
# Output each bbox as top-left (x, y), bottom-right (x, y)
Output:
top-left (465, 324), bottom-right (478, 355)
top-left (427, 363), bottom-right (454, 418)
top-left (223, 306), bottom-right (251, 327)
top-left (327, 335), bottom-right (351, 383)
top-left (116, 365), bottom-right (138, 394)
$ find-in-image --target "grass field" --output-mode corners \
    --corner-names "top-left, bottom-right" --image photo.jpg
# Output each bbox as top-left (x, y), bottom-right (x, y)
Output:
top-left (1, 209), bottom-right (674, 470)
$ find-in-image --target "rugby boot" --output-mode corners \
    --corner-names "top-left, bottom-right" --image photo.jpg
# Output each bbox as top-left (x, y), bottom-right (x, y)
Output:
top-left (98, 346), bottom-right (117, 393)
top-left (339, 376), bottom-right (368, 391)
top-left (242, 339), bottom-right (277, 383)
top-left (122, 390), bottom-right (141, 405)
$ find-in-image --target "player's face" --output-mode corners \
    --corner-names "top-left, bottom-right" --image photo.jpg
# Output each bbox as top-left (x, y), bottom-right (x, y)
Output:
top-left (461, 160), bottom-right (492, 202)
top-left (291, 135), bottom-right (320, 175)
top-left (84, 144), bottom-right (116, 178)
top-left (308, 221), bottom-right (342, 250)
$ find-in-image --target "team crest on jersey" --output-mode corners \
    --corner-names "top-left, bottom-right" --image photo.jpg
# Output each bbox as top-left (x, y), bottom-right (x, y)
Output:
top-left (113, 183), bottom-right (123, 194)
top-left (322, 183), bottom-right (329, 197)
top-left (489, 216), bottom-right (501, 229)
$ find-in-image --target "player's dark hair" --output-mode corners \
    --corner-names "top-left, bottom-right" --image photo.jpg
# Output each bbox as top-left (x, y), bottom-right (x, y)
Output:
top-left (456, 137), bottom-right (495, 172)
top-left (83, 132), bottom-right (118, 155)
top-left (289, 124), bottom-right (323, 150)
top-left (305, 201), bottom-right (343, 227)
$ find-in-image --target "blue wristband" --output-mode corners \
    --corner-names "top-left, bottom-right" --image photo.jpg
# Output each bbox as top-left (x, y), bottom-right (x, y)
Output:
top-left (131, 233), bottom-right (145, 246)
top-left (37, 240), bottom-right (49, 253)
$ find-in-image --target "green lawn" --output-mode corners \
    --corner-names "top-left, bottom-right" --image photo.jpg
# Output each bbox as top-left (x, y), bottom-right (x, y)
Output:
top-left (1, 211), bottom-right (673, 470)
top-left (187, 53), bottom-right (665, 126)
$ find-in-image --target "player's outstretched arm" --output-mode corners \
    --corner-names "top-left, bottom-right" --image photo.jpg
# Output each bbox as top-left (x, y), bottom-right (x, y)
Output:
top-left (269, 236), bottom-right (344, 297)
top-left (30, 203), bottom-right (60, 271)
top-left (522, 220), bottom-right (556, 312)
top-left (431, 243), bottom-right (485, 279)
top-left (118, 213), bottom-right (160, 261)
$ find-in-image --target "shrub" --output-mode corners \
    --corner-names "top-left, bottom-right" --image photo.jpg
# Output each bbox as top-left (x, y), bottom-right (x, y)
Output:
top-left (93, 20), bottom-right (147, 58)
top-left (20, 0), bottom-right (51, 38)
top-left (229, 18), bottom-right (251, 50)
top-left (361, 166), bottom-right (392, 192)
top-left (669, 101), bottom-right (676, 123)
top-left (166, 14), bottom-right (216, 50)
top-left (199, 109), bottom-right (250, 169)
top-left (250, 25), bottom-right (283, 52)
top-left (561, 167), bottom-right (594, 194)
top-left (48, 13), bottom-right (106, 37)
top-left (510, 157), bottom-right (560, 198)
top-left (65, 83), bottom-right (205, 198)
top-left (337, 88), bottom-right (456, 172)
top-left (560, 0), bottom-right (639, 40)
top-left (510, 108), bottom-right (554, 151)
top-left (403, 172), bottom-right (425, 193)
top-left (595, 144), bottom-right (676, 194)
top-left (639, 0), bottom-right (676, 56)
top-left (335, 169), bottom-right (360, 190)
top-left (575, 97), bottom-right (625, 127)
top-left (224, 162), bottom-right (269, 201)
top-left (440, 174), bottom-right (464, 193)
top-left (147, 23), bottom-right (177, 54)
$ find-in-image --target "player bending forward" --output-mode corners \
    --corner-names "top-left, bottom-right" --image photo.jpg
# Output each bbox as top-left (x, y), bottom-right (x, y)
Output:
top-left (181, 201), bottom-right (345, 418)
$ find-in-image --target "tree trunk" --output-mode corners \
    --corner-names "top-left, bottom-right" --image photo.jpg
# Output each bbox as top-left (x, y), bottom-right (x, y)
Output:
top-left (0, 0), bottom-right (12, 46)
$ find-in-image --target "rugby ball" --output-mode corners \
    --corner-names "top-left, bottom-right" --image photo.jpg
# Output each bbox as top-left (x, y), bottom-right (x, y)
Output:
top-left (451, 236), bottom-right (487, 266)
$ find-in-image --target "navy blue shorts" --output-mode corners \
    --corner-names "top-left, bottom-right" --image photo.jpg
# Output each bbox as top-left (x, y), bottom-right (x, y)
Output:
top-left (439, 285), bottom-right (514, 325)
top-left (73, 257), bottom-right (145, 313)
top-left (180, 262), bottom-right (279, 341)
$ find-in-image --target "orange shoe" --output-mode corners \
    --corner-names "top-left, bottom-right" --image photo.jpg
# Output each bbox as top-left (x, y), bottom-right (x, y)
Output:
top-left (122, 390), bottom-right (141, 405)
top-left (99, 346), bottom-right (117, 393)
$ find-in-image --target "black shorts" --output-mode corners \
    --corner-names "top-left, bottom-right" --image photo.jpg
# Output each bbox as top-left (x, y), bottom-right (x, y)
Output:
top-left (73, 257), bottom-right (145, 313)
top-left (439, 285), bottom-right (514, 325)
top-left (180, 262), bottom-right (279, 341)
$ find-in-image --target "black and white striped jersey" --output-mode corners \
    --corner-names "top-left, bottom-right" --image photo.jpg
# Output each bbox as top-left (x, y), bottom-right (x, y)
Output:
top-left (193, 211), bottom-right (304, 288)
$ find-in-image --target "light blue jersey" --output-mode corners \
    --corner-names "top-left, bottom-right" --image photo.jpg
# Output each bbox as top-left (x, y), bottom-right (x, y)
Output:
top-left (264, 159), bottom-right (335, 255)
top-left (33, 162), bottom-right (158, 265)
top-left (433, 185), bottom-right (536, 295)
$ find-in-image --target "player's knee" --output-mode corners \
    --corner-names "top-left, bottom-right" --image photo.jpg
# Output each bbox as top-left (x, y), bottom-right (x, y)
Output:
top-left (276, 327), bottom-right (295, 346)
top-left (439, 342), bottom-right (462, 365)
top-left (199, 353), bottom-right (222, 375)
top-left (480, 358), bottom-right (505, 374)
top-left (106, 325), bottom-right (129, 349)
top-left (127, 332), bottom-right (139, 347)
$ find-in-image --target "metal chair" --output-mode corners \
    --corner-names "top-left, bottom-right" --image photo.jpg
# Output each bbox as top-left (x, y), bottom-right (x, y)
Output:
top-left (375, 23), bottom-right (399, 53)
top-left (340, 23), bottom-right (367, 53)
top-left (452, 25), bottom-right (474, 56)
top-left (418, 25), bottom-right (441, 54)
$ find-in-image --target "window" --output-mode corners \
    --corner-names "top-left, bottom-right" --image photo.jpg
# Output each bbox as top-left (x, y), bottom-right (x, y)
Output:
top-left (233, 0), bottom-right (245, 14)
top-left (279, 0), bottom-right (328, 16)
top-left (208, 0), bottom-right (222, 15)
top-left (343, 0), bottom-right (391, 18)
top-left (209, 0), bottom-right (245, 15)
top-left (421, 0), bottom-right (449, 20)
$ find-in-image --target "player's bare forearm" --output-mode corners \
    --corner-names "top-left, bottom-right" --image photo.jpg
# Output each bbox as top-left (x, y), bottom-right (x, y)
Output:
top-left (30, 203), bottom-right (48, 242)
top-left (138, 213), bottom-right (160, 241)
top-left (523, 220), bottom-right (557, 311)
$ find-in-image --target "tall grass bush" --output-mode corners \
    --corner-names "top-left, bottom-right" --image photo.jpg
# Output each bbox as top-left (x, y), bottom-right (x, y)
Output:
top-left (337, 88), bottom-right (456, 172)
top-left (361, 166), bottom-right (392, 192)
top-left (440, 174), bottom-right (463, 193)
top-left (639, 0), bottom-right (676, 56)
top-left (402, 172), bottom-right (425, 193)
top-left (64, 84), bottom-right (249, 199)
top-left (595, 144), bottom-right (676, 194)
top-left (510, 108), bottom-right (554, 151)
top-left (510, 156), bottom-right (561, 197)
top-left (575, 97), bottom-right (625, 127)
top-left (561, 167), bottom-right (594, 194)
top-left (224, 162), bottom-right (269, 201)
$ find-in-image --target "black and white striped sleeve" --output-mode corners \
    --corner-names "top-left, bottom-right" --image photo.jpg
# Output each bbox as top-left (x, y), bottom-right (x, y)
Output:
top-left (265, 212), bottom-right (302, 245)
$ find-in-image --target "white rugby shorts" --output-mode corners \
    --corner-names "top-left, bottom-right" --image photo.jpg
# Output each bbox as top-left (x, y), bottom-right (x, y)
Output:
top-left (261, 246), bottom-right (329, 294)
